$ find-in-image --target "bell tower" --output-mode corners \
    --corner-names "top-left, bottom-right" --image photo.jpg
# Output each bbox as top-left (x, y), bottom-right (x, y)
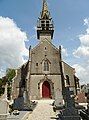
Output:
top-left (37, 0), bottom-right (54, 41)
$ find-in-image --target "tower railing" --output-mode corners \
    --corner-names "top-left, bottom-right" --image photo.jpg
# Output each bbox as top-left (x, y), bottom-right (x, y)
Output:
top-left (37, 20), bottom-right (54, 31)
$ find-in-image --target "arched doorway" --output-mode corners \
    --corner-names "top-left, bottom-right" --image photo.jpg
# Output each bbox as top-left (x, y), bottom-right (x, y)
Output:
top-left (42, 81), bottom-right (51, 98)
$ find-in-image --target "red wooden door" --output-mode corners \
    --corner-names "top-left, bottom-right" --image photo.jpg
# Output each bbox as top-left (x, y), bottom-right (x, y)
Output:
top-left (42, 81), bottom-right (50, 98)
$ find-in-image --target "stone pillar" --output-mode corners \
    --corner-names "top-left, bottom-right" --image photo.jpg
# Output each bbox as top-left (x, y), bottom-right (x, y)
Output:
top-left (0, 84), bottom-right (9, 120)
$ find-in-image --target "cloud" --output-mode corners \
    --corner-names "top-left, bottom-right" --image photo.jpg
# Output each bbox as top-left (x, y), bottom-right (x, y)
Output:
top-left (73, 18), bottom-right (89, 84)
top-left (0, 68), bottom-right (6, 78)
top-left (29, 34), bottom-right (36, 40)
top-left (73, 18), bottom-right (89, 58)
top-left (61, 45), bottom-right (68, 57)
top-left (0, 16), bottom-right (29, 78)
top-left (73, 46), bottom-right (89, 58)
top-left (72, 64), bottom-right (89, 84)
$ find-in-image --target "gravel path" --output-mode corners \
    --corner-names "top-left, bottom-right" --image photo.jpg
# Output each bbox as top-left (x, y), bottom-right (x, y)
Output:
top-left (28, 99), bottom-right (57, 120)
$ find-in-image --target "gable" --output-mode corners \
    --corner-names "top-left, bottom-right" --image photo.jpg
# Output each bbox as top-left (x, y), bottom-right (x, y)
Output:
top-left (31, 39), bottom-right (61, 74)
top-left (32, 38), bottom-right (58, 52)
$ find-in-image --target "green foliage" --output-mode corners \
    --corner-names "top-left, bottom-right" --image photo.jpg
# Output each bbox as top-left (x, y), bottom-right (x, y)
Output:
top-left (0, 69), bottom-right (16, 97)
top-left (1, 76), bottom-right (8, 86)
top-left (0, 86), bottom-right (4, 96)
top-left (0, 79), bottom-right (2, 88)
top-left (6, 69), bottom-right (16, 82)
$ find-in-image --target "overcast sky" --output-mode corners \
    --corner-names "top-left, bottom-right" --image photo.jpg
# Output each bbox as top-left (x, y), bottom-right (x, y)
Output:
top-left (0, 0), bottom-right (89, 84)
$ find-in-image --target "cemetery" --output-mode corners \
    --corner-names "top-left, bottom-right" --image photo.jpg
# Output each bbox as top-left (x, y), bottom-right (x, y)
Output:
top-left (0, 83), bottom-right (89, 120)
top-left (52, 56), bottom-right (89, 120)
top-left (0, 84), bottom-right (37, 120)
top-left (52, 84), bottom-right (89, 120)
top-left (0, 75), bottom-right (89, 120)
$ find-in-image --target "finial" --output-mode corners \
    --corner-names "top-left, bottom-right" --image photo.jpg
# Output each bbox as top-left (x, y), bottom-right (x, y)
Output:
top-left (41, 0), bottom-right (49, 19)
top-left (59, 46), bottom-right (62, 52)
top-left (59, 46), bottom-right (62, 61)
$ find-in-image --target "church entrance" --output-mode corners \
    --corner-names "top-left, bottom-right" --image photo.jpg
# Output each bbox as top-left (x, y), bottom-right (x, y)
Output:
top-left (42, 81), bottom-right (50, 98)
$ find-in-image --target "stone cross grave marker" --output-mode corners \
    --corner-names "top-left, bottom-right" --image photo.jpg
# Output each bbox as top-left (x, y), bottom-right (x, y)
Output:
top-left (0, 84), bottom-right (9, 120)
top-left (61, 86), bottom-right (81, 120)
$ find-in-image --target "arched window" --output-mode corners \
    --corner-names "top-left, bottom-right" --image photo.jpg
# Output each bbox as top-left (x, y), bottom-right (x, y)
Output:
top-left (44, 60), bottom-right (49, 71)
top-left (66, 75), bottom-right (70, 86)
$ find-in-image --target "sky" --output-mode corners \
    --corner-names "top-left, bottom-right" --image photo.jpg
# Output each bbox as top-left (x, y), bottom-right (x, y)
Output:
top-left (0, 0), bottom-right (89, 85)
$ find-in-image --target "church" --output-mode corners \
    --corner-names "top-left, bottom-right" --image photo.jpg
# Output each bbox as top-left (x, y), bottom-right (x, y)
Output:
top-left (12, 0), bottom-right (80, 100)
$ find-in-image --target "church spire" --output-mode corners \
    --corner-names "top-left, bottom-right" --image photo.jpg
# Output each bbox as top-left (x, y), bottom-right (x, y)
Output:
top-left (37, 0), bottom-right (54, 40)
top-left (41, 0), bottom-right (50, 19)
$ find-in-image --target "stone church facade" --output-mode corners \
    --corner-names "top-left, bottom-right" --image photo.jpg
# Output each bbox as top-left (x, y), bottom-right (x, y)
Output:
top-left (12, 0), bottom-right (80, 100)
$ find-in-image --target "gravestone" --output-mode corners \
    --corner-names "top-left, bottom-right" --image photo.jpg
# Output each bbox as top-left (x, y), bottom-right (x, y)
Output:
top-left (13, 90), bottom-right (30, 111)
top-left (13, 97), bottom-right (24, 110)
top-left (0, 101), bottom-right (9, 120)
top-left (23, 90), bottom-right (29, 104)
top-left (0, 84), bottom-right (9, 120)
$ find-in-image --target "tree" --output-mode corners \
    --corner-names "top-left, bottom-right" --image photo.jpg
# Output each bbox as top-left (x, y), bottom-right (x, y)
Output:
top-left (0, 79), bottom-right (4, 96)
top-left (6, 69), bottom-right (16, 99)
top-left (6, 69), bottom-right (16, 82)
top-left (0, 69), bottom-right (16, 98)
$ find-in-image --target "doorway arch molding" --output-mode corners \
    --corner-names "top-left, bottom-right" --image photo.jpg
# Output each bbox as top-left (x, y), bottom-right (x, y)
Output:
top-left (38, 75), bottom-right (54, 98)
